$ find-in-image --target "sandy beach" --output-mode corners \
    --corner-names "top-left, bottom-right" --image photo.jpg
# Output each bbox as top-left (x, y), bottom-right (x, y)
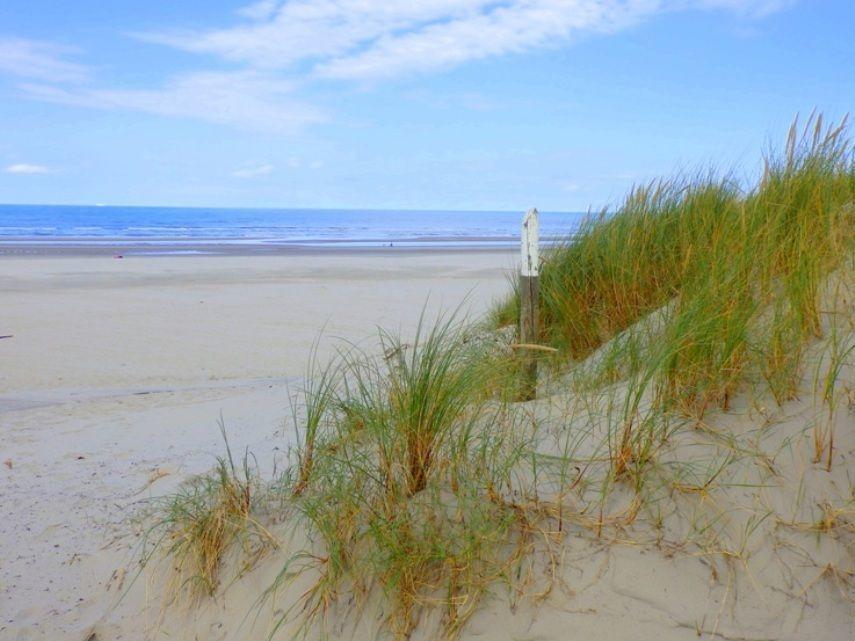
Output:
top-left (2, 2), bottom-right (852, 638)
top-left (0, 249), bottom-right (512, 640)
top-left (3, 248), bottom-right (852, 641)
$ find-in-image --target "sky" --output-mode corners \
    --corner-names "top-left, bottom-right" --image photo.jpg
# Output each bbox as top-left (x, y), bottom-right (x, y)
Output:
top-left (0, 0), bottom-right (852, 211)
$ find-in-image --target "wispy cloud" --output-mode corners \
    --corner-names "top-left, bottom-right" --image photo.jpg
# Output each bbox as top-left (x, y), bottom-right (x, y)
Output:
top-left (0, 37), bottom-right (323, 133)
top-left (141, 2), bottom-right (495, 71)
top-left (19, 71), bottom-right (325, 133)
top-left (0, 37), bottom-right (90, 83)
top-left (0, 1), bottom-right (792, 132)
top-left (236, 0), bottom-right (281, 21)
top-left (4, 163), bottom-right (50, 174)
top-left (232, 162), bottom-right (275, 178)
top-left (143, 0), bottom-right (794, 80)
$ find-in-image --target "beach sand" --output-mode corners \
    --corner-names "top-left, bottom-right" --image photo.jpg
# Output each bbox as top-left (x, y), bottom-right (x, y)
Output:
top-left (0, 250), bottom-right (512, 640)
top-left (1, 251), bottom-right (852, 641)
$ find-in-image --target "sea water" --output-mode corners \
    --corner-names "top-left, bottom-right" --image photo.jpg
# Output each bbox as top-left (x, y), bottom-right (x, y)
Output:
top-left (0, 204), bottom-right (584, 249)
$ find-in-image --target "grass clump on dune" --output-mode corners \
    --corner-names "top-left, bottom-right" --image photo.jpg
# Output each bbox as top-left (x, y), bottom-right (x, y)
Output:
top-left (272, 313), bottom-right (547, 638)
top-left (141, 423), bottom-right (276, 600)
top-left (494, 114), bottom-right (853, 418)
top-left (140, 114), bottom-right (854, 639)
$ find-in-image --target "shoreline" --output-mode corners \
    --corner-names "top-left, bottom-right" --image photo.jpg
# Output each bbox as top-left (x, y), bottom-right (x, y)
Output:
top-left (0, 238), bottom-right (522, 257)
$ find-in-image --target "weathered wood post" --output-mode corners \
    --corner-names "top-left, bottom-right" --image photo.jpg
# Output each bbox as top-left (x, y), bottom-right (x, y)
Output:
top-left (519, 207), bottom-right (540, 400)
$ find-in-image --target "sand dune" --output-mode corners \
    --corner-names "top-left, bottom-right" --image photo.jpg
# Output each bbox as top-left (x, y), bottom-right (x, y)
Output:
top-left (0, 251), bottom-right (511, 640)
top-left (1, 251), bottom-right (852, 641)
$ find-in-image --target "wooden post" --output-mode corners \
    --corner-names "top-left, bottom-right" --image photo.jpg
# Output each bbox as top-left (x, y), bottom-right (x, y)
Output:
top-left (519, 208), bottom-right (539, 401)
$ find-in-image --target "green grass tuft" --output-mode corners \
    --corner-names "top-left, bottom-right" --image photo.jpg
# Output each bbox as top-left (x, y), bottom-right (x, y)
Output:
top-left (140, 114), bottom-right (854, 639)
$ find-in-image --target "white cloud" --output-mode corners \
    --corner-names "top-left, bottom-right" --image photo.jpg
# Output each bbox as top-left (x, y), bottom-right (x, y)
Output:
top-left (0, 37), bottom-right (90, 83)
top-left (144, 0), bottom-right (793, 80)
top-left (318, 1), bottom-right (647, 80)
top-left (4, 163), bottom-right (50, 174)
top-left (19, 71), bottom-right (325, 133)
top-left (142, 1), bottom-right (495, 70)
top-left (0, 38), bottom-right (322, 133)
top-left (237, 0), bottom-right (281, 21)
top-left (0, 1), bottom-right (792, 132)
top-left (232, 162), bottom-right (275, 178)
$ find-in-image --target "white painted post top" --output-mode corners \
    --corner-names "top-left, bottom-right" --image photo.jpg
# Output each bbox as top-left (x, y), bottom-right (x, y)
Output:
top-left (521, 207), bottom-right (539, 277)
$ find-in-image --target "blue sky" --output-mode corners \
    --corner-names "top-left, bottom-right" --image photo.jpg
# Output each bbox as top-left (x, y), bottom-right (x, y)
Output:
top-left (0, 1), bottom-right (851, 210)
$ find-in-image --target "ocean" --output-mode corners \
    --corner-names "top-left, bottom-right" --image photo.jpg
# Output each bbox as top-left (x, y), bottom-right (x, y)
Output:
top-left (0, 204), bottom-right (584, 250)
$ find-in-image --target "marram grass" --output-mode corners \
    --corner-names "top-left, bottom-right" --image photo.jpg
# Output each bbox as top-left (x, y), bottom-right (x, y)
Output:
top-left (270, 311), bottom-right (543, 638)
top-left (140, 114), bottom-right (854, 639)
top-left (494, 113), bottom-right (853, 417)
top-left (140, 422), bottom-right (276, 601)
